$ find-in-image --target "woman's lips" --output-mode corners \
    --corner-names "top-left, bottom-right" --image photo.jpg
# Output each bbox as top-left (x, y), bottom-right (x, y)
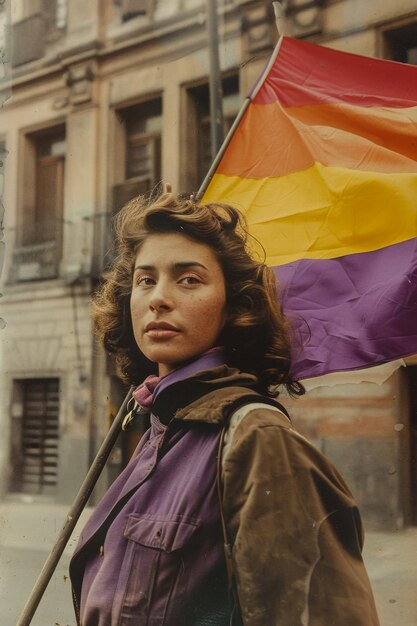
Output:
top-left (144, 323), bottom-right (181, 340)
top-left (145, 328), bottom-right (180, 339)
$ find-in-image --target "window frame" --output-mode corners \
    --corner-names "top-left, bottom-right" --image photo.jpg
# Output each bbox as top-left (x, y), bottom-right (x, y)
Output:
top-left (180, 73), bottom-right (240, 194)
top-left (12, 120), bottom-right (66, 282)
top-left (110, 95), bottom-right (163, 214)
top-left (379, 18), bottom-right (417, 64)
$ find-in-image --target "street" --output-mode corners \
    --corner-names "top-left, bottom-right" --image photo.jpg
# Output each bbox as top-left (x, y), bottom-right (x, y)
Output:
top-left (0, 500), bottom-right (91, 626)
top-left (1, 545), bottom-right (73, 626)
top-left (1, 499), bottom-right (417, 626)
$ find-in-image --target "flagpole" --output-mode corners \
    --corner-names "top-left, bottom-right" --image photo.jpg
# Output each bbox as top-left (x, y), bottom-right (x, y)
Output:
top-left (206, 0), bottom-right (224, 158)
top-left (196, 28), bottom-right (284, 200)
top-left (195, 95), bottom-right (250, 201)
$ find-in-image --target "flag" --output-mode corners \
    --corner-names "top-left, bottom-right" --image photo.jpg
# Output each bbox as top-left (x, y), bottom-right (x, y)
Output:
top-left (202, 36), bottom-right (417, 380)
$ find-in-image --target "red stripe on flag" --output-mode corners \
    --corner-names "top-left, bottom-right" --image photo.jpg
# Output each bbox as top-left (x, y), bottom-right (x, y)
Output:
top-left (253, 37), bottom-right (417, 108)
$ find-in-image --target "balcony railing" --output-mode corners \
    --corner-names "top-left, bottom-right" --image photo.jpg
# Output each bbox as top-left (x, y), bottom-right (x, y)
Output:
top-left (10, 240), bottom-right (60, 282)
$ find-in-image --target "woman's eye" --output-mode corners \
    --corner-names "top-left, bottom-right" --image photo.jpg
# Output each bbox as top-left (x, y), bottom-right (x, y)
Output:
top-left (136, 276), bottom-right (155, 286)
top-left (180, 275), bottom-right (201, 286)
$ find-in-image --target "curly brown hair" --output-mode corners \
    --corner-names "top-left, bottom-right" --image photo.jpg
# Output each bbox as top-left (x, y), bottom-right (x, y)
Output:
top-left (93, 192), bottom-right (304, 397)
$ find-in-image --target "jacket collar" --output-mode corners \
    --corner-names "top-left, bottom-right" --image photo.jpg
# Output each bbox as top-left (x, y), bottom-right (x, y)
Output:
top-left (151, 365), bottom-right (260, 425)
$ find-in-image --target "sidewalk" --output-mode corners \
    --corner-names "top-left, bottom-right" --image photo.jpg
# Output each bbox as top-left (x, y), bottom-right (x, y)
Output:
top-left (363, 527), bottom-right (417, 626)
top-left (1, 499), bottom-right (417, 625)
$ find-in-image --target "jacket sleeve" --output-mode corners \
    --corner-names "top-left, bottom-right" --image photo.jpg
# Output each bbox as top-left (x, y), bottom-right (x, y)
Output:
top-left (221, 408), bottom-right (380, 626)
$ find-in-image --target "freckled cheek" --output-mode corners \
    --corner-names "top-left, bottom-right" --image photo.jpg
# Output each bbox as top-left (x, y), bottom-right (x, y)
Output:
top-left (192, 296), bottom-right (226, 330)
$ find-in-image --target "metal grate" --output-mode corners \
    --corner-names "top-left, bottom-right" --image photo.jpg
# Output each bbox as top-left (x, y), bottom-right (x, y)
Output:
top-left (20, 379), bottom-right (60, 495)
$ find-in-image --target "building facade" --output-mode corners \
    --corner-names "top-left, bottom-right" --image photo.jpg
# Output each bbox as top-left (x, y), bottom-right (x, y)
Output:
top-left (0, 0), bottom-right (416, 528)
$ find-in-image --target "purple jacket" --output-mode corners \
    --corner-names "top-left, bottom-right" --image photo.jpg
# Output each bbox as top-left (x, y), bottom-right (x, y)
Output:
top-left (70, 360), bottom-right (258, 626)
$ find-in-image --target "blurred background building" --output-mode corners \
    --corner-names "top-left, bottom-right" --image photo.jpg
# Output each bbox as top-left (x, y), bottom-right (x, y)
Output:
top-left (0, 0), bottom-right (416, 530)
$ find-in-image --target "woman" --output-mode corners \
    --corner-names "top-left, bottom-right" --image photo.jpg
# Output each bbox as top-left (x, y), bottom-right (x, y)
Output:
top-left (70, 193), bottom-right (379, 626)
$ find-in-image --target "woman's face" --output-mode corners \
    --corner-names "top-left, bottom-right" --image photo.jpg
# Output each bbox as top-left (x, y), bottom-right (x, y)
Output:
top-left (130, 232), bottom-right (227, 375)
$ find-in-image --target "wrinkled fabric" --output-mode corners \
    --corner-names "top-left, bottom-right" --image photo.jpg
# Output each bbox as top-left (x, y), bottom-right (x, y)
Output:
top-left (203, 36), bottom-right (417, 380)
top-left (71, 414), bottom-right (229, 626)
top-left (222, 406), bottom-right (380, 625)
top-left (132, 374), bottom-right (161, 411)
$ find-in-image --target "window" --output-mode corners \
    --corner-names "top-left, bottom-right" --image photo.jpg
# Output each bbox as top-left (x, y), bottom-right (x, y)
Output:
top-left (12, 14), bottom-right (45, 67)
top-left (0, 6), bottom-right (7, 54)
top-left (23, 127), bottom-right (66, 246)
top-left (94, 98), bottom-right (163, 275)
top-left (125, 101), bottom-right (162, 180)
top-left (42, 0), bottom-right (68, 32)
top-left (11, 1), bottom-right (67, 67)
top-left (10, 379), bottom-right (60, 495)
top-left (12, 125), bottom-right (66, 282)
top-left (182, 75), bottom-right (240, 192)
top-left (112, 98), bottom-right (162, 212)
top-left (384, 22), bottom-right (417, 64)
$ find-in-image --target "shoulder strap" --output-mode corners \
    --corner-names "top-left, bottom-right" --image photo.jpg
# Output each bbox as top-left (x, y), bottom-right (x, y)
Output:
top-left (216, 420), bottom-right (240, 624)
top-left (216, 394), bottom-right (290, 625)
top-left (222, 392), bottom-right (291, 422)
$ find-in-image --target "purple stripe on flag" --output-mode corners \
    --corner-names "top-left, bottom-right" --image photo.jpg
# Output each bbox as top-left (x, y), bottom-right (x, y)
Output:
top-left (274, 238), bottom-right (417, 380)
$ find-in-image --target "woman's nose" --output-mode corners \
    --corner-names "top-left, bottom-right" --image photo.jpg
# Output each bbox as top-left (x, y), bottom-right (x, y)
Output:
top-left (149, 282), bottom-right (174, 311)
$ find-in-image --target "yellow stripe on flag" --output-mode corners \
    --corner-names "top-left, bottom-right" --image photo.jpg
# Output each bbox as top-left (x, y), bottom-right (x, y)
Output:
top-left (203, 164), bottom-right (417, 266)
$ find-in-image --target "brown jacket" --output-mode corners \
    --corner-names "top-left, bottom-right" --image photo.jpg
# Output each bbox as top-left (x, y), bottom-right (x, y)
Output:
top-left (178, 366), bottom-right (380, 626)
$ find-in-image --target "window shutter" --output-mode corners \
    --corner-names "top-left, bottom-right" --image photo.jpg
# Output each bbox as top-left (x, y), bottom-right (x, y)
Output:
top-left (126, 134), bottom-right (161, 180)
top-left (35, 156), bottom-right (64, 244)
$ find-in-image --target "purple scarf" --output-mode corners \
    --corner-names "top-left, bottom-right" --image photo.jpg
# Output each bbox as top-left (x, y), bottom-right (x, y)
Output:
top-left (132, 347), bottom-right (225, 411)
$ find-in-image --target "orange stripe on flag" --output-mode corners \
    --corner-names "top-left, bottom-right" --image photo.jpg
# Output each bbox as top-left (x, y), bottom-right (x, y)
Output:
top-left (217, 102), bottom-right (417, 178)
